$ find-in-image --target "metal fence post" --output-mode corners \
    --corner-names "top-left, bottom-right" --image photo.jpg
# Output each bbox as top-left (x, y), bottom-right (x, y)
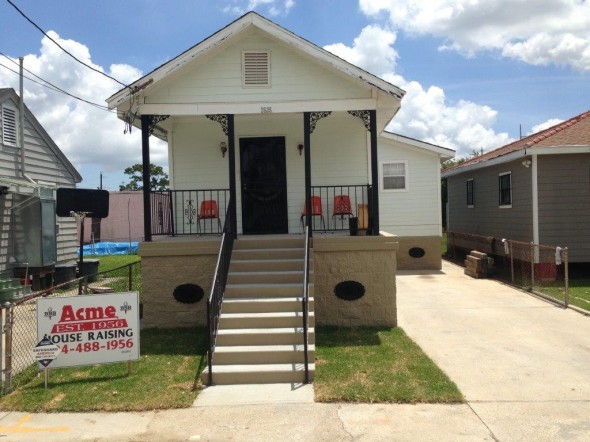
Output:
top-left (3, 302), bottom-right (13, 394)
top-left (510, 240), bottom-right (515, 284)
top-left (530, 242), bottom-right (535, 290)
top-left (0, 303), bottom-right (3, 390)
top-left (564, 247), bottom-right (569, 307)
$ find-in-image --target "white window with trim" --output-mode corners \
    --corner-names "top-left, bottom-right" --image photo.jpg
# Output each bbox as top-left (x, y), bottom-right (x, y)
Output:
top-left (381, 161), bottom-right (408, 191)
top-left (499, 171), bottom-right (512, 208)
top-left (242, 51), bottom-right (271, 87)
top-left (1, 103), bottom-right (19, 147)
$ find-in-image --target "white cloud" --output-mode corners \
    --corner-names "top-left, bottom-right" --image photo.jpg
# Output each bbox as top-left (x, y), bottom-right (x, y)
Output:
top-left (324, 25), bottom-right (398, 77)
top-left (325, 26), bottom-right (513, 157)
top-left (223, 0), bottom-right (295, 16)
top-left (528, 118), bottom-right (564, 135)
top-left (359, 0), bottom-right (590, 71)
top-left (0, 32), bottom-right (168, 189)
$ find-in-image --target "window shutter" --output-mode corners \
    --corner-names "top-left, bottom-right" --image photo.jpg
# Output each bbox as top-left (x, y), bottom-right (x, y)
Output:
top-left (242, 51), bottom-right (270, 86)
top-left (2, 105), bottom-right (18, 146)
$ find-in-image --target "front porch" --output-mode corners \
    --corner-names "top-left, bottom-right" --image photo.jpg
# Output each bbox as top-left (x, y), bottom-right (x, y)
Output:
top-left (149, 184), bottom-right (373, 237)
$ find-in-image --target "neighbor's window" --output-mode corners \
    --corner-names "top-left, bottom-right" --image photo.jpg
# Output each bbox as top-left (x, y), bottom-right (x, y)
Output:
top-left (466, 179), bottom-right (474, 207)
top-left (499, 172), bottom-right (512, 207)
top-left (382, 161), bottom-right (407, 191)
top-left (242, 51), bottom-right (270, 87)
top-left (1, 103), bottom-right (18, 147)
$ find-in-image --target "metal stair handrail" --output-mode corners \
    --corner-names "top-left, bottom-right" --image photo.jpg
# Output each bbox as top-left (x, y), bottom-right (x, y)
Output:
top-left (302, 225), bottom-right (311, 383)
top-left (206, 198), bottom-right (235, 386)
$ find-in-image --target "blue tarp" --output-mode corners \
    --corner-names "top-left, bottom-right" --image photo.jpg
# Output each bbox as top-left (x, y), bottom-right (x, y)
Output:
top-left (81, 242), bottom-right (139, 256)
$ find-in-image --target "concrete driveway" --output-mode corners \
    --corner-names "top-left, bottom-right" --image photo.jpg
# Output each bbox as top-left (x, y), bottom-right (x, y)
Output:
top-left (397, 260), bottom-right (590, 441)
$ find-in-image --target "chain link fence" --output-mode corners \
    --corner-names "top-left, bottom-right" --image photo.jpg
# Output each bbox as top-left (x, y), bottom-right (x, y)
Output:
top-left (446, 232), bottom-right (583, 312)
top-left (1, 261), bottom-right (140, 395)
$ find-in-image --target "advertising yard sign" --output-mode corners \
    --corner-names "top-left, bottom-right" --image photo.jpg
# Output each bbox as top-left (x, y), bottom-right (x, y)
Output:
top-left (36, 292), bottom-right (140, 369)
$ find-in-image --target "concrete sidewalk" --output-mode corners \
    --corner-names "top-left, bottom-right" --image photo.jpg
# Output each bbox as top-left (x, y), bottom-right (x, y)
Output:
top-left (1, 260), bottom-right (589, 441)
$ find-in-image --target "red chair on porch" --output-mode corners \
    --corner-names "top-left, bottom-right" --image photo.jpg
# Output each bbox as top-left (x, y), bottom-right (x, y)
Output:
top-left (197, 200), bottom-right (221, 234)
top-left (332, 195), bottom-right (353, 219)
top-left (300, 196), bottom-right (325, 231)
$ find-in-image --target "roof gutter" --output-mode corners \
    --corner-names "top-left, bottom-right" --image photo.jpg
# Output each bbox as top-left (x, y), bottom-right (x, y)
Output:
top-left (442, 145), bottom-right (590, 178)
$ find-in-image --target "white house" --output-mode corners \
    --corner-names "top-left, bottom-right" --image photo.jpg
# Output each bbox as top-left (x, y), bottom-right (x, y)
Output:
top-left (0, 88), bottom-right (82, 293)
top-left (106, 12), bottom-right (451, 385)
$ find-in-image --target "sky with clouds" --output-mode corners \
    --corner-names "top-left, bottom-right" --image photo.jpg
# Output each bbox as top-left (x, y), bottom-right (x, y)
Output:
top-left (1, 0), bottom-right (589, 190)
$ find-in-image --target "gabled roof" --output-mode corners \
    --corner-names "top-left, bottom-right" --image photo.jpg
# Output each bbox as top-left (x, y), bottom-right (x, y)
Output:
top-left (106, 11), bottom-right (405, 108)
top-left (381, 131), bottom-right (455, 160)
top-left (0, 88), bottom-right (82, 183)
top-left (443, 109), bottom-right (590, 176)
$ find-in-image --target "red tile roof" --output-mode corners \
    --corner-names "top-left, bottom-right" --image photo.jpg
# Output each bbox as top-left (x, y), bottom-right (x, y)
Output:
top-left (445, 109), bottom-right (590, 172)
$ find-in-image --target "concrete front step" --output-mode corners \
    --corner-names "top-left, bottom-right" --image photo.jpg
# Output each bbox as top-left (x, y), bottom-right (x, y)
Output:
top-left (230, 259), bottom-right (306, 272)
top-left (234, 237), bottom-right (305, 250)
top-left (227, 271), bottom-right (311, 285)
top-left (232, 248), bottom-right (304, 261)
top-left (222, 297), bottom-right (314, 314)
top-left (216, 327), bottom-right (315, 346)
top-left (214, 344), bottom-right (315, 365)
top-left (225, 283), bottom-right (313, 298)
top-left (201, 363), bottom-right (315, 385)
top-left (219, 311), bottom-right (315, 329)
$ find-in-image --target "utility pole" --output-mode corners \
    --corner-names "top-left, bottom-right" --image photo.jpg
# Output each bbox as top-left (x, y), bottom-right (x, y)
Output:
top-left (19, 57), bottom-right (26, 177)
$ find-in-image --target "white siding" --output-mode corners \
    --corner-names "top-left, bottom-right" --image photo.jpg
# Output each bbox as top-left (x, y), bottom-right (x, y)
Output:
top-left (379, 138), bottom-right (441, 236)
top-left (146, 32), bottom-right (372, 105)
top-left (0, 94), bottom-right (78, 270)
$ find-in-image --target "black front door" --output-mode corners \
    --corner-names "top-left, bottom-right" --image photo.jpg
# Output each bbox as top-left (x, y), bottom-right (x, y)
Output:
top-left (240, 137), bottom-right (288, 234)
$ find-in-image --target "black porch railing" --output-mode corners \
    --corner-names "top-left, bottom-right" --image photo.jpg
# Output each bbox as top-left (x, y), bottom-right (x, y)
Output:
top-left (305, 184), bottom-right (372, 233)
top-left (206, 198), bottom-right (235, 386)
top-left (302, 225), bottom-right (311, 383)
top-left (150, 189), bottom-right (230, 237)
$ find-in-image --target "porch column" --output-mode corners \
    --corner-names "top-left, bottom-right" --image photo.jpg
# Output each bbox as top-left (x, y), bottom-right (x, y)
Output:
top-left (369, 110), bottom-right (379, 235)
top-left (227, 114), bottom-right (238, 238)
top-left (141, 114), bottom-right (152, 242)
top-left (303, 112), bottom-right (312, 236)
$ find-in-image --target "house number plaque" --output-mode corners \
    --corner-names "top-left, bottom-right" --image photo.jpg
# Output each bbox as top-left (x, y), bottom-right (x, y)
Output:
top-left (260, 106), bottom-right (272, 113)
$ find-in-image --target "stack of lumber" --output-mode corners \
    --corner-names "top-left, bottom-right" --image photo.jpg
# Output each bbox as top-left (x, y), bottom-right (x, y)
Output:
top-left (465, 251), bottom-right (493, 278)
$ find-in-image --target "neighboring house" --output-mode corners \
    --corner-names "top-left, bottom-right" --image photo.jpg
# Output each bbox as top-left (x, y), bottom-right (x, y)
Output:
top-left (80, 191), bottom-right (144, 243)
top-left (106, 12), bottom-right (451, 384)
top-left (442, 109), bottom-right (590, 263)
top-left (0, 88), bottom-right (82, 291)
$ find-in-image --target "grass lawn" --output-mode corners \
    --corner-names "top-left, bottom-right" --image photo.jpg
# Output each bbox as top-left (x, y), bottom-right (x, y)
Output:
top-left (0, 325), bottom-right (461, 410)
top-left (543, 277), bottom-right (590, 311)
top-left (314, 327), bottom-right (463, 403)
top-left (96, 254), bottom-right (140, 272)
top-left (0, 328), bottom-right (207, 412)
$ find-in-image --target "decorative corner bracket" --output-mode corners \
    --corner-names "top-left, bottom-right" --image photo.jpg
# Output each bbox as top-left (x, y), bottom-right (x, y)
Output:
top-left (309, 111), bottom-right (332, 134)
top-left (206, 114), bottom-right (229, 136)
top-left (147, 115), bottom-right (170, 135)
top-left (347, 110), bottom-right (371, 131)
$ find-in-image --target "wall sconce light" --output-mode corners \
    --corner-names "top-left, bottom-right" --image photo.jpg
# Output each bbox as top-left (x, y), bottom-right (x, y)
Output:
top-left (219, 141), bottom-right (227, 158)
top-left (297, 143), bottom-right (304, 156)
top-left (521, 158), bottom-right (531, 168)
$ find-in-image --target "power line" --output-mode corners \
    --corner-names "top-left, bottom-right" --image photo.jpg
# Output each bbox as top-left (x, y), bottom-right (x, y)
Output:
top-left (5, 0), bottom-right (129, 89)
top-left (0, 57), bottom-right (115, 113)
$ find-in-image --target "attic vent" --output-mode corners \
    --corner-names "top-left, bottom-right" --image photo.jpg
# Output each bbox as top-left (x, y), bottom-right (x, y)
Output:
top-left (242, 51), bottom-right (270, 87)
top-left (1, 105), bottom-right (18, 147)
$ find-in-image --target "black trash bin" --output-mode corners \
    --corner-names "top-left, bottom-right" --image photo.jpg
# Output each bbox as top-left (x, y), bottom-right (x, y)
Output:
top-left (54, 262), bottom-right (77, 288)
top-left (78, 259), bottom-right (99, 283)
top-left (349, 217), bottom-right (359, 236)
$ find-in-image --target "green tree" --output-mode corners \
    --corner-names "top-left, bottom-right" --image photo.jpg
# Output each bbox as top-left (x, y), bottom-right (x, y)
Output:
top-left (119, 163), bottom-right (169, 191)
